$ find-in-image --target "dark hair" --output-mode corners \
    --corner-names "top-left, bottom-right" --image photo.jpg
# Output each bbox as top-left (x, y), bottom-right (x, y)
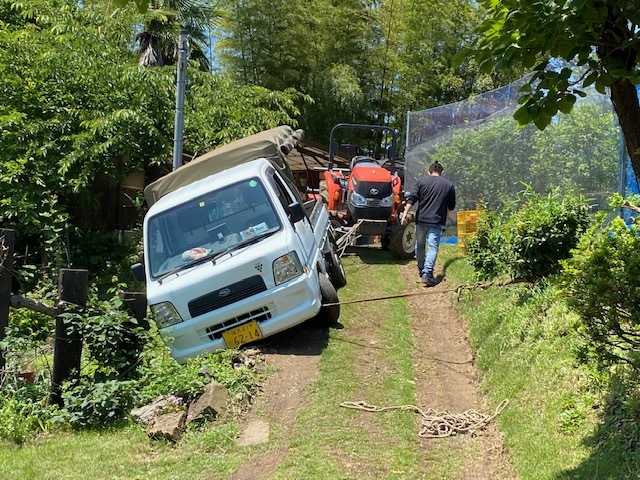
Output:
top-left (428, 161), bottom-right (444, 174)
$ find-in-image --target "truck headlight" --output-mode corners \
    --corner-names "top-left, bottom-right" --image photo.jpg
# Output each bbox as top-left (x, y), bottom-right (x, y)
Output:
top-left (150, 302), bottom-right (183, 328)
top-left (349, 192), bottom-right (367, 207)
top-left (379, 193), bottom-right (394, 207)
top-left (273, 252), bottom-right (303, 285)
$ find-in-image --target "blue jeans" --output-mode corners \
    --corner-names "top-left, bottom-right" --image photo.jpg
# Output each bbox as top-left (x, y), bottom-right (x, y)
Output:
top-left (415, 224), bottom-right (442, 276)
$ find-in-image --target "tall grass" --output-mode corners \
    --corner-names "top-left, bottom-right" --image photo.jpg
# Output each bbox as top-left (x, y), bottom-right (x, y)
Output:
top-left (439, 244), bottom-right (640, 479)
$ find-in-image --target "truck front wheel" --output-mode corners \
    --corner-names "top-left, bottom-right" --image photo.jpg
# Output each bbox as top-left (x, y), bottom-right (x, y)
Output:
top-left (316, 274), bottom-right (340, 326)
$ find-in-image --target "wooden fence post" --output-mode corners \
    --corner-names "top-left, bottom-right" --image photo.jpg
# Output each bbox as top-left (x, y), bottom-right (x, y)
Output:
top-left (51, 269), bottom-right (89, 406)
top-left (0, 229), bottom-right (15, 372)
top-left (122, 291), bottom-right (148, 330)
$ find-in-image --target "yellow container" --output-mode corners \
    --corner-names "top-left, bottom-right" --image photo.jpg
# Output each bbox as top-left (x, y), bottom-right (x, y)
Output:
top-left (457, 210), bottom-right (479, 255)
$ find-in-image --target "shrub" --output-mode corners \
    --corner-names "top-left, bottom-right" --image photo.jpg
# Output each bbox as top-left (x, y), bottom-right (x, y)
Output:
top-left (60, 295), bottom-right (150, 380)
top-left (466, 187), bottom-right (592, 280)
top-left (136, 349), bottom-right (262, 406)
top-left (562, 215), bottom-right (640, 368)
top-left (464, 208), bottom-right (511, 280)
top-left (0, 381), bottom-right (56, 444)
top-left (0, 396), bottom-right (52, 444)
top-left (0, 286), bottom-right (262, 441)
top-left (57, 378), bottom-right (137, 427)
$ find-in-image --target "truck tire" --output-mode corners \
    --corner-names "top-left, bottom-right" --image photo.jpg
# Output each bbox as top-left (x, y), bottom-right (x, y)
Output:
top-left (389, 218), bottom-right (416, 260)
top-left (325, 242), bottom-right (347, 289)
top-left (316, 274), bottom-right (340, 326)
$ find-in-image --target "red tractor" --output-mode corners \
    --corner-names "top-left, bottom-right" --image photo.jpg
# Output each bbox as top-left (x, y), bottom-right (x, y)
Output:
top-left (320, 123), bottom-right (416, 259)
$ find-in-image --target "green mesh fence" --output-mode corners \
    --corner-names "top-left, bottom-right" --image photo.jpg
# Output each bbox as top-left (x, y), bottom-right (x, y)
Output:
top-left (405, 76), bottom-right (620, 213)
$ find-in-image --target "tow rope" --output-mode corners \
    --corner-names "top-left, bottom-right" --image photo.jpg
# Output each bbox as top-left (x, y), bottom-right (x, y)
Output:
top-left (340, 399), bottom-right (509, 438)
top-left (322, 278), bottom-right (529, 307)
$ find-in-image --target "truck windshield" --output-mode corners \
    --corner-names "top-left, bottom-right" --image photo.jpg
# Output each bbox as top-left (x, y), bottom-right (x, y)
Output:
top-left (147, 178), bottom-right (281, 279)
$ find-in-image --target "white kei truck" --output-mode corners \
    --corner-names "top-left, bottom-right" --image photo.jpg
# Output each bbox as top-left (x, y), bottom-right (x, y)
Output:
top-left (131, 126), bottom-right (346, 364)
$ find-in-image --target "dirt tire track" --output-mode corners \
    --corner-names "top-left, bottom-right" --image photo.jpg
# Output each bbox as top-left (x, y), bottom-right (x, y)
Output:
top-left (399, 262), bottom-right (516, 479)
top-left (227, 323), bottom-right (326, 480)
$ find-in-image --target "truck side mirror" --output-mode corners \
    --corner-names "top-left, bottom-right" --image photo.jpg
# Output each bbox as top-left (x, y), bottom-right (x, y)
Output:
top-left (288, 202), bottom-right (305, 223)
top-left (131, 263), bottom-right (145, 282)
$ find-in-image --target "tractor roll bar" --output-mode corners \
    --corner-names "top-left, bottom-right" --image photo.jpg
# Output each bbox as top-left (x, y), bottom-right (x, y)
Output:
top-left (328, 123), bottom-right (398, 174)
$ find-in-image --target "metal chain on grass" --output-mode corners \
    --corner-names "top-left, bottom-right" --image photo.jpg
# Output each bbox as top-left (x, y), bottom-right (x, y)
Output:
top-left (340, 399), bottom-right (509, 438)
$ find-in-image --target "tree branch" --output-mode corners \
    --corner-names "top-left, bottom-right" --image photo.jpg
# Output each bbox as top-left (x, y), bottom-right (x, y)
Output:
top-left (10, 295), bottom-right (56, 317)
top-left (622, 200), bottom-right (640, 215)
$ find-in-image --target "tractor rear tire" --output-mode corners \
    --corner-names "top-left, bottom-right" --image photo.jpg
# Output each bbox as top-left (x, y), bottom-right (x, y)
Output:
top-left (389, 218), bottom-right (416, 260)
top-left (315, 274), bottom-right (340, 326)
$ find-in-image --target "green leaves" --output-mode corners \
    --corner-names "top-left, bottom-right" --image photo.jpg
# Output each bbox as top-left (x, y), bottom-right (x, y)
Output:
top-left (109, 0), bottom-right (150, 13)
top-left (457, 0), bottom-right (640, 182)
top-left (0, 0), bottom-right (303, 254)
top-left (562, 214), bottom-right (640, 368)
top-left (467, 188), bottom-right (592, 280)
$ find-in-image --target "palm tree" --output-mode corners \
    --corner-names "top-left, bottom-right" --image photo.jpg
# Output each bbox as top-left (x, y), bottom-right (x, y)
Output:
top-left (135, 0), bottom-right (222, 71)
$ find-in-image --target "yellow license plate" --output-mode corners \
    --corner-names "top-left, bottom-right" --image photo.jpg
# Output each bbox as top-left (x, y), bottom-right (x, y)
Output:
top-left (222, 321), bottom-right (263, 349)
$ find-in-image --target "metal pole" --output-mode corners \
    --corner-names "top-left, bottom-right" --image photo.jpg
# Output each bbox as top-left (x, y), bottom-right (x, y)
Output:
top-left (173, 28), bottom-right (189, 171)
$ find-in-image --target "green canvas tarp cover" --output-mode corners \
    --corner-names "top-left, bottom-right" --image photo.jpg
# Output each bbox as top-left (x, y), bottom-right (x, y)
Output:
top-left (144, 125), bottom-right (304, 207)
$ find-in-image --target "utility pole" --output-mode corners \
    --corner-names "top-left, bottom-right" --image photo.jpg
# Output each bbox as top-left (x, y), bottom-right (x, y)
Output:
top-left (173, 28), bottom-right (189, 171)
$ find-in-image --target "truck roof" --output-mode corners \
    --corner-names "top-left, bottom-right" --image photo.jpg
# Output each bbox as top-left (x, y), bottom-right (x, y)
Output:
top-left (144, 125), bottom-right (303, 207)
top-left (146, 158), bottom-right (272, 216)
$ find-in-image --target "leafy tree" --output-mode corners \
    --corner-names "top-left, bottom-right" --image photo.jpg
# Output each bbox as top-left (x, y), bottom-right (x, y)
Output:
top-left (214, 0), bottom-right (512, 145)
top-left (216, 0), bottom-right (313, 90)
top-left (0, 0), bottom-right (304, 266)
top-left (431, 115), bottom-right (537, 209)
top-left (0, 0), bottom-right (170, 255)
top-left (530, 99), bottom-right (618, 196)
top-left (459, 0), bottom-right (640, 183)
top-left (398, 0), bottom-right (519, 112)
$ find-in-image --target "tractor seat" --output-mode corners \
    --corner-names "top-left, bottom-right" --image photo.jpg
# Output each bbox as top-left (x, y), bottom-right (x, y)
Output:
top-left (350, 155), bottom-right (379, 170)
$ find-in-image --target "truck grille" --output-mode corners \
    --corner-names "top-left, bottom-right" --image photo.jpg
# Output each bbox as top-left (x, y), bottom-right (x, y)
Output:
top-left (188, 275), bottom-right (267, 318)
top-left (205, 306), bottom-right (273, 340)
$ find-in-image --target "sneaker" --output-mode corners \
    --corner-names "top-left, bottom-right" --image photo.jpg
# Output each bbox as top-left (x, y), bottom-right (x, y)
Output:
top-left (421, 273), bottom-right (437, 286)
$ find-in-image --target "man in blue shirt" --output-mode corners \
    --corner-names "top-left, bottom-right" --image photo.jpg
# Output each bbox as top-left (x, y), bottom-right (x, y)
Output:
top-left (400, 161), bottom-right (456, 286)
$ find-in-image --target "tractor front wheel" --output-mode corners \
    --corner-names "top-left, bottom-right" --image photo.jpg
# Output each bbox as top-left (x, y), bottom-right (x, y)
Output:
top-left (388, 217), bottom-right (416, 260)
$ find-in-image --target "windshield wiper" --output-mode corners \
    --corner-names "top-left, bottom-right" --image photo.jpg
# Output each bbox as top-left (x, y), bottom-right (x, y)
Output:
top-left (210, 230), bottom-right (277, 264)
top-left (156, 230), bottom-right (278, 283)
top-left (156, 253), bottom-right (217, 283)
